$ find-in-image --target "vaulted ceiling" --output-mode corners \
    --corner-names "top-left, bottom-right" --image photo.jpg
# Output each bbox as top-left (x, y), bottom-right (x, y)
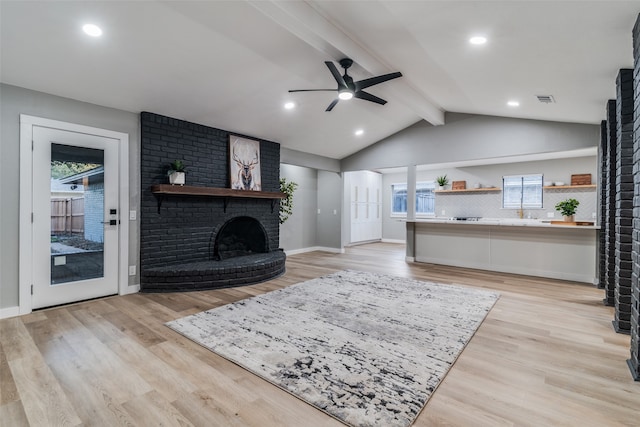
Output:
top-left (1, 1), bottom-right (637, 159)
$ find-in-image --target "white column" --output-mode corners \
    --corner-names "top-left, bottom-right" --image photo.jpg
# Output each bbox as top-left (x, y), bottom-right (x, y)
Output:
top-left (406, 165), bottom-right (417, 221)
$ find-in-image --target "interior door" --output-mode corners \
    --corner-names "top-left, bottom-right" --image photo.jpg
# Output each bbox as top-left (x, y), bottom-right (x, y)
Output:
top-left (32, 126), bottom-right (119, 309)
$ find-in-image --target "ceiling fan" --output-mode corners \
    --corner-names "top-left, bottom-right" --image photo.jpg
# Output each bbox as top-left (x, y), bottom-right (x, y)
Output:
top-left (289, 58), bottom-right (402, 111)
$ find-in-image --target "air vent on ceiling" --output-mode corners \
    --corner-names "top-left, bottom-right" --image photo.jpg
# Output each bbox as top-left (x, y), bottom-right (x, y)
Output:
top-left (536, 95), bottom-right (555, 104)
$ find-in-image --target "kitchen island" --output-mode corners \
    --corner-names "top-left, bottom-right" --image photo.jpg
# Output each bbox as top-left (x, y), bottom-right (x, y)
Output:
top-left (406, 218), bottom-right (598, 284)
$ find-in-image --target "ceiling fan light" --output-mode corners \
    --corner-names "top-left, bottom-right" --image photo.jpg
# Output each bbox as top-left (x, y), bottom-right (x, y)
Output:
top-left (338, 90), bottom-right (353, 100)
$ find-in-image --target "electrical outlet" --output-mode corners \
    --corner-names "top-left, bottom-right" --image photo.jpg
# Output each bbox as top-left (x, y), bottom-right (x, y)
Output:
top-left (317, 209), bottom-right (321, 214)
top-left (333, 209), bottom-right (337, 215)
top-left (128, 265), bottom-right (136, 276)
top-left (441, 210), bottom-right (446, 216)
top-left (592, 212), bottom-right (596, 219)
top-left (547, 212), bottom-right (554, 218)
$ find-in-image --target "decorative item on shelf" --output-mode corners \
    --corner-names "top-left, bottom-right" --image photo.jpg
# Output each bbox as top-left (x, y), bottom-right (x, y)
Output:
top-left (554, 181), bottom-right (565, 186)
top-left (571, 173), bottom-right (591, 186)
top-left (544, 181), bottom-right (553, 187)
top-left (279, 178), bottom-right (298, 224)
top-left (555, 198), bottom-right (580, 222)
top-left (167, 159), bottom-right (186, 186)
top-left (473, 183), bottom-right (482, 189)
top-left (436, 175), bottom-right (449, 190)
top-left (452, 180), bottom-right (466, 190)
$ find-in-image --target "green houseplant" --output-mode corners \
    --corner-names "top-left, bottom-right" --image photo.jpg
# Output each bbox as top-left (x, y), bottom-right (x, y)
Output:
top-left (555, 198), bottom-right (579, 222)
top-left (436, 174), bottom-right (449, 190)
top-left (167, 160), bottom-right (186, 185)
top-left (279, 178), bottom-right (298, 224)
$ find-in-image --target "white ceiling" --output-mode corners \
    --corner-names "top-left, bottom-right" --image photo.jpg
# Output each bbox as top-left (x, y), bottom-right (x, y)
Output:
top-left (1, 1), bottom-right (637, 160)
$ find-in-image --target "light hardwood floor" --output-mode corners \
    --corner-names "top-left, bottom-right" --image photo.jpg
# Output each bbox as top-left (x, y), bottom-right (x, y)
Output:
top-left (1, 243), bottom-right (638, 426)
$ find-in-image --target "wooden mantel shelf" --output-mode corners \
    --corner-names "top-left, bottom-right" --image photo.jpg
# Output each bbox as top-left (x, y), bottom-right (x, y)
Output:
top-left (151, 184), bottom-right (286, 199)
top-left (151, 184), bottom-right (286, 213)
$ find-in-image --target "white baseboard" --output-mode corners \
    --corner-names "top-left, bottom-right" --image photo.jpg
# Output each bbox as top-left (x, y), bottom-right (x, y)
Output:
top-left (405, 257), bottom-right (415, 262)
top-left (381, 239), bottom-right (406, 244)
top-left (122, 284), bottom-right (140, 295)
top-left (0, 306), bottom-right (20, 320)
top-left (285, 246), bottom-right (344, 256)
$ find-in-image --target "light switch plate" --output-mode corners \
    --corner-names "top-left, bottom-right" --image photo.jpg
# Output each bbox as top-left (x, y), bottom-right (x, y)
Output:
top-left (129, 210), bottom-right (137, 220)
top-left (547, 212), bottom-right (554, 218)
top-left (129, 265), bottom-right (136, 276)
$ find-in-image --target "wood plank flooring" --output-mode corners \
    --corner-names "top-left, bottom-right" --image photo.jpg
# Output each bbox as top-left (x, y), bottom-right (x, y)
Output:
top-left (1, 243), bottom-right (638, 426)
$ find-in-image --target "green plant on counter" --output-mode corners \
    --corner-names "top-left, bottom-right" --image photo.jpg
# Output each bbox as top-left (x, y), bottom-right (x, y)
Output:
top-left (436, 175), bottom-right (449, 187)
top-left (555, 198), bottom-right (579, 217)
top-left (279, 178), bottom-right (298, 224)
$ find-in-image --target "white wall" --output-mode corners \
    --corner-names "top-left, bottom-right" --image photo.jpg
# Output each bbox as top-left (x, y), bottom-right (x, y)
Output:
top-left (381, 156), bottom-right (598, 241)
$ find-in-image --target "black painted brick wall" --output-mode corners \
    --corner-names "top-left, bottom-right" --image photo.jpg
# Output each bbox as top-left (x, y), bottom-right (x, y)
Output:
top-left (630, 13), bottom-right (640, 379)
top-left (614, 69), bottom-right (634, 334)
top-left (139, 112), bottom-right (280, 271)
top-left (604, 99), bottom-right (618, 306)
top-left (599, 120), bottom-right (607, 289)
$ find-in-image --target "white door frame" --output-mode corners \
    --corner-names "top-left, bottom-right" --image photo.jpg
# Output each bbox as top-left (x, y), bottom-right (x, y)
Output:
top-left (19, 115), bottom-right (130, 315)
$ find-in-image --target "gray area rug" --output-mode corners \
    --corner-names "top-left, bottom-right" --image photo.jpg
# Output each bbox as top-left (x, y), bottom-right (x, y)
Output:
top-left (166, 270), bottom-right (499, 427)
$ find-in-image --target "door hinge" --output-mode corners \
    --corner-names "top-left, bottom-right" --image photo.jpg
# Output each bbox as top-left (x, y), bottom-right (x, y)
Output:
top-left (32, 140), bottom-right (34, 150)
top-left (31, 284), bottom-right (33, 295)
top-left (31, 213), bottom-right (34, 223)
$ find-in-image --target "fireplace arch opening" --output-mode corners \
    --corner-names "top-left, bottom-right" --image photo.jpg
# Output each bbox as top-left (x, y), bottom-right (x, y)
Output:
top-left (214, 216), bottom-right (269, 260)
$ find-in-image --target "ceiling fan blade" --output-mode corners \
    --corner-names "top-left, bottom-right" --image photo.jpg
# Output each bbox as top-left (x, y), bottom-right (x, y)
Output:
top-left (325, 61), bottom-right (348, 88)
top-left (354, 90), bottom-right (387, 105)
top-left (355, 72), bottom-right (402, 91)
top-left (326, 99), bottom-right (339, 111)
top-left (289, 89), bottom-right (337, 93)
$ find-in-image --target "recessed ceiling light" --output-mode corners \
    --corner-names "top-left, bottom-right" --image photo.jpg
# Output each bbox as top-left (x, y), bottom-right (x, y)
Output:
top-left (355, 129), bottom-right (364, 136)
top-left (284, 102), bottom-right (295, 110)
top-left (83, 24), bottom-right (103, 37)
top-left (507, 100), bottom-right (520, 107)
top-left (469, 36), bottom-right (487, 45)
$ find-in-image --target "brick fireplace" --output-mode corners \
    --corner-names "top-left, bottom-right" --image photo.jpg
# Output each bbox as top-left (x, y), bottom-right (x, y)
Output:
top-left (139, 112), bottom-right (285, 292)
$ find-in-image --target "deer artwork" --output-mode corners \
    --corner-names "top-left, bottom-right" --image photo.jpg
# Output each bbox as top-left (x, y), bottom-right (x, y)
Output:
top-left (232, 145), bottom-right (261, 191)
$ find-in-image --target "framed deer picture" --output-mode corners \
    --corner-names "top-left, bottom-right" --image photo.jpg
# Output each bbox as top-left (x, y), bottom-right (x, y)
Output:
top-left (229, 135), bottom-right (262, 191)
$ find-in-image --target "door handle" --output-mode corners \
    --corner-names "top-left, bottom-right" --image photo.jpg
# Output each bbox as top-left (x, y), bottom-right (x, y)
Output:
top-left (102, 220), bottom-right (118, 225)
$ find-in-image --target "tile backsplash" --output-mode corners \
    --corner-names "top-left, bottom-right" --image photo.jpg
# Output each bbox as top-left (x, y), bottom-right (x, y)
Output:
top-left (436, 187), bottom-right (597, 221)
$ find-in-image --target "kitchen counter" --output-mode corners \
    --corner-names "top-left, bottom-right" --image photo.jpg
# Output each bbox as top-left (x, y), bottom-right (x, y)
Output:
top-left (409, 217), bottom-right (599, 229)
top-left (406, 219), bottom-right (598, 283)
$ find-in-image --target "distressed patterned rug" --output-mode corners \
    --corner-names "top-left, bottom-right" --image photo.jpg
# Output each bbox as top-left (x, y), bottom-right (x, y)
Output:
top-left (166, 270), bottom-right (499, 427)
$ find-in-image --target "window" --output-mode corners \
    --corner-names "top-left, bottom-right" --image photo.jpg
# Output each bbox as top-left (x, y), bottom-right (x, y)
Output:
top-left (502, 174), bottom-right (543, 209)
top-left (391, 182), bottom-right (436, 216)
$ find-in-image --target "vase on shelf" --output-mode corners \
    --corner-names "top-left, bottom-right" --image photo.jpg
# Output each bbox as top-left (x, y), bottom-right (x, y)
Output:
top-left (563, 215), bottom-right (574, 222)
top-left (169, 171), bottom-right (185, 186)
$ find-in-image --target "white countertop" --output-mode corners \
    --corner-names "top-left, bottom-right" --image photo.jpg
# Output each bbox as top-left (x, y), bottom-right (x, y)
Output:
top-left (408, 217), bottom-right (599, 230)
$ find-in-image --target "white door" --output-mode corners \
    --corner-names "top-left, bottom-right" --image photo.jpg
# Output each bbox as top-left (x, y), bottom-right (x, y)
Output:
top-left (32, 126), bottom-right (119, 309)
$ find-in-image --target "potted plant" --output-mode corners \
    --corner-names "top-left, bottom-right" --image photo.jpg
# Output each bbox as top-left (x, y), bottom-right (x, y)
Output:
top-left (555, 198), bottom-right (579, 222)
top-left (167, 160), bottom-right (186, 185)
top-left (279, 178), bottom-right (298, 224)
top-left (436, 175), bottom-right (449, 190)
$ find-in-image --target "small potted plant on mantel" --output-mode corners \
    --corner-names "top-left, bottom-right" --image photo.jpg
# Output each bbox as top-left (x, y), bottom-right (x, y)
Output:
top-left (436, 175), bottom-right (449, 190)
top-left (167, 160), bottom-right (186, 186)
top-left (555, 198), bottom-right (580, 222)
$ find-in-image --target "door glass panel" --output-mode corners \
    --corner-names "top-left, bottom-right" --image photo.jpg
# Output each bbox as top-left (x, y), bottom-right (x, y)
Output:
top-left (50, 144), bottom-right (105, 284)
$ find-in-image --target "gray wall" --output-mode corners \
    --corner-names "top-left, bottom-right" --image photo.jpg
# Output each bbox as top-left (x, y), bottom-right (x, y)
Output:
top-left (281, 147), bottom-right (340, 172)
top-left (342, 113), bottom-right (600, 171)
top-left (381, 156), bottom-right (598, 241)
top-left (279, 164), bottom-right (318, 251)
top-left (0, 84), bottom-right (140, 309)
top-left (317, 170), bottom-right (342, 249)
